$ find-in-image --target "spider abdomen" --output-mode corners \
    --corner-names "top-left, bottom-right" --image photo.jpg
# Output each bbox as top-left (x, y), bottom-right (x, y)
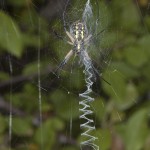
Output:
top-left (70, 21), bottom-right (88, 54)
top-left (71, 21), bottom-right (88, 41)
top-left (73, 40), bottom-right (84, 54)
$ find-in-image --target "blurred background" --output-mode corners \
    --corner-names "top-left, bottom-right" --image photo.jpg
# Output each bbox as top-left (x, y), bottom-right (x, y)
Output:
top-left (0, 0), bottom-right (150, 150)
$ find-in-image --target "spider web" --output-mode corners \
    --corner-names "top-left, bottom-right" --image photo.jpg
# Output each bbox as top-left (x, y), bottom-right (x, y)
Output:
top-left (0, 0), bottom-right (148, 150)
top-left (0, 0), bottom-right (114, 150)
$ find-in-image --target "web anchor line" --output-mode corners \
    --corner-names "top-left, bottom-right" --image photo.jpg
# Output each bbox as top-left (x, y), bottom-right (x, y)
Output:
top-left (79, 51), bottom-right (99, 150)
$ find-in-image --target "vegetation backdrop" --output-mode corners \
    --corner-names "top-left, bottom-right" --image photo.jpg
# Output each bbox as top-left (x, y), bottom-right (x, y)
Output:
top-left (0, 0), bottom-right (150, 150)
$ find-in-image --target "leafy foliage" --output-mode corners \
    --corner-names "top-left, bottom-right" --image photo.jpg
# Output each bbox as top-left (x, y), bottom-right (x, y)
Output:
top-left (0, 0), bottom-right (150, 150)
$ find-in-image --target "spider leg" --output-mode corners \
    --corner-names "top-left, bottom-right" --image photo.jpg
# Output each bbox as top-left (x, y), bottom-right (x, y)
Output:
top-left (84, 29), bottom-right (105, 45)
top-left (66, 31), bottom-right (75, 43)
top-left (67, 41), bottom-right (73, 45)
top-left (55, 49), bottom-right (74, 72)
top-left (84, 34), bottom-right (92, 45)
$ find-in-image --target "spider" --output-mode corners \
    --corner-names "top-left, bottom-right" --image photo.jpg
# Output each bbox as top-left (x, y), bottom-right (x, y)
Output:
top-left (56, 20), bottom-right (93, 72)
top-left (55, 20), bottom-right (111, 85)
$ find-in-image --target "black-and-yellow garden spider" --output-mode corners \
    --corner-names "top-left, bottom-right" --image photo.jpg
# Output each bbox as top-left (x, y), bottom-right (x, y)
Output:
top-left (55, 20), bottom-right (110, 84)
top-left (56, 20), bottom-right (93, 71)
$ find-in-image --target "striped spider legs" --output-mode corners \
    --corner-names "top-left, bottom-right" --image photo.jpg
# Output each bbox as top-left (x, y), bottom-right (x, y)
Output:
top-left (55, 20), bottom-right (111, 85)
top-left (56, 20), bottom-right (92, 72)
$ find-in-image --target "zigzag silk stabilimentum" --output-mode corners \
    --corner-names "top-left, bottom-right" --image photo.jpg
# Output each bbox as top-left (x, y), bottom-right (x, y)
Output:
top-left (79, 51), bottom-right (99, 150)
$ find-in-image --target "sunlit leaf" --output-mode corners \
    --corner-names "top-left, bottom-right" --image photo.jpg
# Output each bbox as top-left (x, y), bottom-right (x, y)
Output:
top-left (0, 11), bottom-right (23, 57)
top-left (125, 109), bottom-right (149, 150)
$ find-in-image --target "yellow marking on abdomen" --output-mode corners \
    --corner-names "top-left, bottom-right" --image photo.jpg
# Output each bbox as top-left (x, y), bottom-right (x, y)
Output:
top-left (81, 31), bottom-right (84, 39)
top-left (75, 30), bottom-right (79, 38)
top-left (77, 44), bottom-right (80, 50)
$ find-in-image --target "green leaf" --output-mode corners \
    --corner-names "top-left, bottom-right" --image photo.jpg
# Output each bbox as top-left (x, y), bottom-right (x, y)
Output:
top-left (7, 0), bottom-right (29, 7)
top-left (23, 62), bottom-right (38, 75)
top-left (0, 115), bottom-right (6, 134)
top-left (0, 72), bottom-right (9, 81)
top-left (22, 33), bottom-right (39, 47)
top-left (125, 109), bottom-right (149, 150)
top-left (6, 84), bottom-right (41, 113)
top-left (138, 35), bottom-right (150, 57)
top-left (97, 129), bottom-right (111, 150)
top-left (144, 15), bottom-right (150, 31)
top-left (34, 118), bottom-right (64, 150)
top-left (103, 67), bottom-right (138, 109)
top-left (120, 82), bottom-right (138, 110)
top-left (121, 0), bottom-right (140, 30)
top-left (92, 98), bottom-right (106, 121)
top-left (66, 69), bottom-right (84, 89)
top-left (103, 69), bottom-right (126, 104)
top-left (124, 45), bottom-right (148, 68)
top-left (142, 62), bottom-right (150, 80)
top-left (144, 135), bottom-right (150, 150)
top-left (12, 117), bottom-right (32, 136)
top-left (62, 147), bottom-right (78, 150)
top-left (0, 11), bottom-right (23, 57)
top-left (110, 61), bottom-right (139, 78)
top-left (50, 90), bottom-right (79, 120)
top-left (23, 60), bottom-right (50, 76)
top-left (100, 31), bottom-right (118, 49)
